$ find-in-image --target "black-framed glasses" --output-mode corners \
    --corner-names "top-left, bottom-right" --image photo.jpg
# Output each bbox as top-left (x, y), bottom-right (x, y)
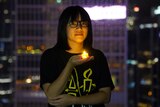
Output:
top-left (68, 21), bottom-right (88, 28)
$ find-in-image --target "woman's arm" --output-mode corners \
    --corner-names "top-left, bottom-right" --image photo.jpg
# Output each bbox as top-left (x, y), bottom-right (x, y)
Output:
top-left (42, 61), bottom-right (74, 98)
top-left (48, 87), bottom-right (111, 106)
top-left (75, 87), bottom-right (111, 104)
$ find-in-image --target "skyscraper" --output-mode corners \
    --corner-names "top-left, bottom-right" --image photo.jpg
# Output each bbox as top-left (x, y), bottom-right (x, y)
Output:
top-left (14, 0), bottom-right (47, 107)
top-left (127, 0), bottom-right (160, 106)
top-left (0, 0), bottom-right (14, 107)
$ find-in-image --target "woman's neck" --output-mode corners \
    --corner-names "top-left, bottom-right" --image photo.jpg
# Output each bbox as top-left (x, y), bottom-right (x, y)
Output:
top-left (67, 44), bottom-right (84, 53)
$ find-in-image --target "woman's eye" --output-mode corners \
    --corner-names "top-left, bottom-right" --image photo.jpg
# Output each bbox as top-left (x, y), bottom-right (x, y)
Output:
top-left (82, 22), bottom-right (88, 26)
top-left (72, 21), bottom-right (77, 25)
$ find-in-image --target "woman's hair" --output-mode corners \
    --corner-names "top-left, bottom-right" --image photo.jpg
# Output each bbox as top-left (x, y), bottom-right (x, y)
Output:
top-left (55, 5), bottom-right (93, 50)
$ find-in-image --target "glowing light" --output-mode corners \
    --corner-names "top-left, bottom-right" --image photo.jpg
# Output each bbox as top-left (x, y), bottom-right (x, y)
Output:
top-left (147, 59), bottom-right (152, 65)
top-left (84, 5), bottom-right (126, 20)
top-left (154, 6), bottom-right (160, 15)
top-left (3, 9), bottom-right (8, 14)
top-left (147, 58), bottom-right (159, 65)
top-left (133, 6), bottom-right (140, 12)
top-left (127, 59), bottom-right (138, 65)
top-left (140, 79), bottom-right (152, 85)
top-left (8, 58), bottom-right (13, 63)
top-left (153, 57), bottom-right (159, 63)
top-left (31, 75), bottom-right (40, 81)
top-left (26, 45), bottom-right (33, 51)
top-left (137, 63), bottom-right (146, 68)
top-left (0, 89), bottom-right (12, 95)
top-left (81, 50), bottom-right (89, 59)
top-left (5, 19), bottom-right (11, 23)
top-left (143, 51), bottom-right (151, 56)
top-left (153, 23), bottom-right (158, 28)
top-left (139, 23), bottom-right (158, 29)
top-left (148, 91), bottom-right (152, 96)
top-left (130, 60), bottom-right (138, 65)
top-left (56, 0), bottom-right (61, 3)
top-left (26, 78), bottom-right (32, 83)
top-left (1, 56), bottom-right (7, 60)
top-left (31, 50), bottom-right (35, 54)
top-left (0, 78), bottom-right (12, 83)
top-left (145, 23), bottom-right (152, 28)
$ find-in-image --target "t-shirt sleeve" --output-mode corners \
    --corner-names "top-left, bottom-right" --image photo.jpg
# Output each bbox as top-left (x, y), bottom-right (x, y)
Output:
top-left (40, 49), bottom-right (57, 90)
top-left (40, 50), bottom-right (49, 90)
top-left (97, 51), bottom-right (115, 90)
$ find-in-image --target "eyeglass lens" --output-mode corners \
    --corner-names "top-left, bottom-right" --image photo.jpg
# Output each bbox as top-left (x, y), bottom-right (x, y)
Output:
top-left (69, 21), bottom-right (88, 28)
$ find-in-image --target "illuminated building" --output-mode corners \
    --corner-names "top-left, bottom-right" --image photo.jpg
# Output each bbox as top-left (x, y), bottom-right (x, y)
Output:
top-left (14, 0), bottom-right (47, 107)
top-left (14, 0), bottom-right (127, 107)
top-left (0, 0), bottom-right (14, 107)
top-left (128, 19), bottom-right (160, 107)
top-left (127, 0), bottom-right (160, 106)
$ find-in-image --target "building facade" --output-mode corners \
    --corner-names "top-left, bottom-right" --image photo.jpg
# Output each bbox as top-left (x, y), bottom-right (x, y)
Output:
top-left (0, 0), bottom-right (14, 107)
top-left (127, 5), bottom-right (160, 106)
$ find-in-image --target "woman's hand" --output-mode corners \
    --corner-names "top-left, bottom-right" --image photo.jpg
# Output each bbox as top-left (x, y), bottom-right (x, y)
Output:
top-left (68, 55), bottom-right (94, 67)
top-left (48, 94), bottom-right (77, 107)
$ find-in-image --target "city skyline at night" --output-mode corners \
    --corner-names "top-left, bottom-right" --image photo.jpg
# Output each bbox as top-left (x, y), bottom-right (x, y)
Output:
top-left (0, 0), bottom-right (160, 107)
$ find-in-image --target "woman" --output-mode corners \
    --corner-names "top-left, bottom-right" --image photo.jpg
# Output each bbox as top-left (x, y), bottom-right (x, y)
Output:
top-left (40, 5), bottom-right (114, 107)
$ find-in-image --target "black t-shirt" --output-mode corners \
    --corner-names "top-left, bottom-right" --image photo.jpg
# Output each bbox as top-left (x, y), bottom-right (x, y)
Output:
top-left (40, 47), bottom-right (114, 107)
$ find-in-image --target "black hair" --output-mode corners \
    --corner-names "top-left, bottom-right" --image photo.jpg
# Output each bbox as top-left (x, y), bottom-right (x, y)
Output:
top-left (54, 5), bottom-right (93, 50)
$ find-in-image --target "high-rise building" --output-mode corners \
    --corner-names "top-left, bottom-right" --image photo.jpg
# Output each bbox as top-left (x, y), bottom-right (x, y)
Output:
top-left (127, 0), bottom-right (160, 106)
top-left (128, 18), bottom-right (160, 107)
top-left (0, 0), bottom-right (14, 107)
top-left (14, 0), bottom-right (127, 107)
top-left (14, 0), bottom-right (48, 107)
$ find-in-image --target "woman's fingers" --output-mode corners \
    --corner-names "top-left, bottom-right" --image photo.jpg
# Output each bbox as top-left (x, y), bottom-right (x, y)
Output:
top-left (69, 55), bottom-right (94, 66)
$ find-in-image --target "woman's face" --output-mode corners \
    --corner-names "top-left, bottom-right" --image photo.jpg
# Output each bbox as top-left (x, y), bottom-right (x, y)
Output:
top-left (66, 14), bottom-right (88, 46)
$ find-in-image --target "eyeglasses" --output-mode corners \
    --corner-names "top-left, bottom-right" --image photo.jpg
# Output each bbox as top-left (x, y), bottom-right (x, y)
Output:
top-left (68, 21), bottom-right (88, 28)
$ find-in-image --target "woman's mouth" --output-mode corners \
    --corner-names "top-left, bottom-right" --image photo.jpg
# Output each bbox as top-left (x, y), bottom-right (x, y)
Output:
top-left (75, 33), bottom-right (83, 36)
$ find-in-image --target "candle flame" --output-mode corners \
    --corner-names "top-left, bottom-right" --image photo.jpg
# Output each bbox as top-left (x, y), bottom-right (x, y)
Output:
top-left (81, 50), bottom-right (89, 59)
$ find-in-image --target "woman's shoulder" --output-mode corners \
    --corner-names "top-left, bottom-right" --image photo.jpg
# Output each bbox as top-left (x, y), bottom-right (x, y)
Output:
top-left (91, 48), bottom-right (108, 63)
top-left (41, 46), bottom-right (61, 57)
top-left (90, 48), bottom-right (105, 56)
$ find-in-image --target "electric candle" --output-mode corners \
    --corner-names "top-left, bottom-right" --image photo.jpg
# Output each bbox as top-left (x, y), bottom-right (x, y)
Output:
top-left (81, 50), bottom-right (89, 59)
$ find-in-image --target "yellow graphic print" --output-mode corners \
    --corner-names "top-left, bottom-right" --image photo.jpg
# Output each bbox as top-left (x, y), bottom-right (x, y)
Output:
top-left (83, 68), bottom-right (93, 92)
top-left (64, 68), bottom-right (96, 96)
top-left (64, 74), bottom-right (78, 96)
